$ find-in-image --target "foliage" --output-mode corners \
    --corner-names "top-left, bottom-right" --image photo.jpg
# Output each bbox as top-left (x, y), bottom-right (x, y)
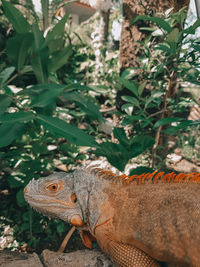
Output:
top-left (0, 0), bottom-right (101, 252)
top-left (113, 8), bottom-right (200, 168)
top-left (95, 128), bottom-right (154, 171)
top-left (0, 1), bottom-right (200, 253)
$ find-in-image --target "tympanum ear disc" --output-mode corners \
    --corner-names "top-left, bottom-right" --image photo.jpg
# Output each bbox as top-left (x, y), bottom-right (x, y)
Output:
top-left (70, 214), bottom-right (83, 227)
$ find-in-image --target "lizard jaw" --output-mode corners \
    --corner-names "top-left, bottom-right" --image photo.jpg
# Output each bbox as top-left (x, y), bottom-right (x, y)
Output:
top-left (24, 193), bottom-right (82, 223)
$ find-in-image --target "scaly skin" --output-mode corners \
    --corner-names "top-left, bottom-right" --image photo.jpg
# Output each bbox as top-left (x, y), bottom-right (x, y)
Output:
top-left (24, 168), bottom-right (200, 266)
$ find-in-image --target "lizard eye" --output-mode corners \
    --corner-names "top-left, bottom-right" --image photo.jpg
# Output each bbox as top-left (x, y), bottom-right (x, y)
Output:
top-left (48, 183), bottom-right (58, 192)
top-left (71, 193), bottom-right (77, 203)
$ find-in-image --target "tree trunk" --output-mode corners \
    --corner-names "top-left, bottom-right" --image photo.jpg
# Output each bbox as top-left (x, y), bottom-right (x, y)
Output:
top-left (118, 0), bottom-right (190, 167)
top-left (120, 0), bottom-right (190, 71)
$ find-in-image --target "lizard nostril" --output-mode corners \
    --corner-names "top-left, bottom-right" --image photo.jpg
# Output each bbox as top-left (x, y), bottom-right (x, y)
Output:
top-left (24, 186), bottom-right (28, 195)
top-left (71, 193), bottom-right (77, 203)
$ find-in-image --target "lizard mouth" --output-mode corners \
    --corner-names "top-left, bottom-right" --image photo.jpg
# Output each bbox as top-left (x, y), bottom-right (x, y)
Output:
top-left (24, 193), bottom-right (83, 224)
top-left (24, 194), bottom-right (73, 220)
top-left (24, 193), bottom-right (73, 208)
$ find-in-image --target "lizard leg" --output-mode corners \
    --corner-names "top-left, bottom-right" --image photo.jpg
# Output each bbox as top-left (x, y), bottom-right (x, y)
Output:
top-left (108, 239), bottom-right (161, 267)
top-left (95, 228), bottom-right (160, 266)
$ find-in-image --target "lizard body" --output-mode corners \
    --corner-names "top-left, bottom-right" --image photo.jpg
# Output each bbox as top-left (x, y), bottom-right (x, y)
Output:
top-left (24, 168), bottom-right (200, 266)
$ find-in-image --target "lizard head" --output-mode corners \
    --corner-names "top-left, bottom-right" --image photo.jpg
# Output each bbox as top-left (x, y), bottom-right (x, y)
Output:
top-left (24, 172), bottom-right (83, 227)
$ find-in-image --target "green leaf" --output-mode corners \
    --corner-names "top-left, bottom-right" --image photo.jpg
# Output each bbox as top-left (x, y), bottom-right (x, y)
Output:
top-left (0, 95), bottom-right (12, 114)
top-left (184, 18), bottom-right (200, 35)
top-left (113, 127), bottom-right (129, 147)
top-left (0, 67), bottom-right (15, 85)
top-left (45, 14), bottom-right (69, 45)
top-left (162, 126), bottom-right (178, 135)
top-left (8, 175), bottom-right (24, 188)
top-left (121, 103), bottom-right (134, 115)
top-left (154, 43), bottom-right (171, 53)
top-left (163, 120), bottom-right (195, 134)
top-left (47, 38), bottom-right (64, 53)
top-left (121, 68), bottom-right (137, 79)
top-left (145, 92), bottom-right (164, 109)
top-left (171, 7), bottom-right (187, 28)
top-left (6, 33), bottom-right (34, 71)
top-left (95, 134), bottom-right (154, 172)
top-left (80, 100), bottom-right (103, 121)
top-left (65, 83), bottom-right (93, 92)
top-left (95, 142), bottom-right (128, 171)
top-left (31, 24), bottom-right (49, 83)
top-left (0, 111), bottom-right (34, 123)
top-left (154, 117), bottom-right (183, 128)
top-left (30, 84), bottom-right (66, 107)
top-left (62, 92), bottom-right (103, 121)
top-left (119, 77), bottom-right (138, 97)
top-left (130, 135), bottom-right (155, 157)
top-left (121, 95), bottom-right (140, 107)
top-left (56, 222), bottom-right (66, 235)
top-left (166, 28), bottom-right (179, 43)
top-left (3, 85), bottom-right (13, 96)
top-left (130, 15), bottom-right (172, 32)
top-left (36, 115), bottom-right (97, 147)
top-left (48, 46), bottom-right (73, 73)
top-left (16, 189), bottom-right (26, 207)
top-left (2, 0), bottom-right (31, 33)
top-left (139, 27), bottom-right (155, 32)
top-left (0, 123), bottom-right (25, 148)
top-left (138, 82), bottom-right (146, 96)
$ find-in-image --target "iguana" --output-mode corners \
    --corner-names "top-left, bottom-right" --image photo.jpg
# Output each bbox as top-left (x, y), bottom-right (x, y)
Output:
top-left (24, 167), bottom-right (200, 266)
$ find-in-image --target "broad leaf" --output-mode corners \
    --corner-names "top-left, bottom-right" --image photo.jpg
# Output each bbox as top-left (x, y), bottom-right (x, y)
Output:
top-left (8, 175), bottom-right (24, 188)
top-left (121, 68), bottom-right (138, 80)
top-left (30, 84), bottom-right (66, 107)
top-left (154, 43), bottom-right (171, 53)
top-left (130, 135), bottom-right (155, 152)
top-left (36, 115), bottom-right (97, 147)
top-left (62, 92), bottom-right (103, 121)
top-left (31, 24), bottom-right (49, 83)
top-left (130, 15), bottom-right (172, 33)
top-left (95, 133), bottom-right (154, 171)
top-left (16, 189), bottom-right (26, 207)
top-left (121, 103), bottom-right (134, 115)
top-left (119, 77), bottom-right (138, 97)
top-left (163, 120), bottom-right (195, 134)
top-left (154, 117), bottom-right (183, 128)
top-left (0, 111), bottom-right (34, 123)
top-left (48, 46), bottom-right (73, 73)
top-left (95, 142), bottom-right (129, 171)
top-left (6, 33), bottom-right (34, 71)
top-left (64, 83), bottom-right (93, 92)
top-left (113, 127), bottom-right (128, 147)
top-left (138, 82), bottom-right (146, 96)
top-left (2, 0), bottom-right (31, 33)
top-left (184, 18), bottom-right (200, 35)
top-left (122, 96), bottom-right (140, 107)
top-left (45, 14), bottom-right (69, 45)
top-left (0, 67), bottom-right (15, 85)
top-left (0, 95), bottom-right (12, 115)
top-left (0, 123), bottom-right (25, 148)
top-left (166, 28), bottom-right (179, 43)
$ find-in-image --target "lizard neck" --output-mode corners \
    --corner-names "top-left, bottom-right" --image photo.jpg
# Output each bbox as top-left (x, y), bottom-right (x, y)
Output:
top-left (73, 168), bottom-right (112, 231)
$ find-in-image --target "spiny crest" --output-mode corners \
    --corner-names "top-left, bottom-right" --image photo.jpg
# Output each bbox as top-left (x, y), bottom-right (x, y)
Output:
top-left (87, 167), bottom-right (200, 185)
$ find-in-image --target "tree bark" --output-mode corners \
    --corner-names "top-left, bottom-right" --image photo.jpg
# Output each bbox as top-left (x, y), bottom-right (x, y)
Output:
top-left (118, 0), bottom-right (190, 167)
top-left (120, 0), bottom-right (190, 71)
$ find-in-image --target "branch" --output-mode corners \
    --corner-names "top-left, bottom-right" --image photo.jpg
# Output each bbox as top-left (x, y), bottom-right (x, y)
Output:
top-left (57, 226), bottom-right (76, 253)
